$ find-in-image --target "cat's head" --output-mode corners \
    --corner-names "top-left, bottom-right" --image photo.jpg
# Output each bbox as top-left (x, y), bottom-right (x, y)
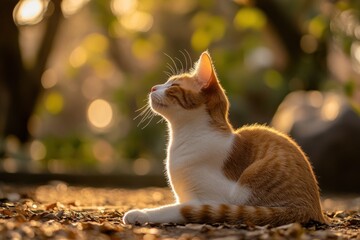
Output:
top-left (149, 51), bottom-right (232, 131)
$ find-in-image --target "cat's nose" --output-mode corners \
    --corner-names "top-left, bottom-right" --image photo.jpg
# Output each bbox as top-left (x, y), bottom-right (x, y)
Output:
top-left (151, 86), bottom-right (157, 92)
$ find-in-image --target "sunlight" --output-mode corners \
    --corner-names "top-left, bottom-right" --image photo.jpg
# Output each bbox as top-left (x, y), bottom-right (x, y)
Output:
top-left (271, 107), bottom-right (295, 134)
top-left (321, 94), bottom-right (341, 121)
top-left (14, 0), bottom-right (47, 25)
top-left (307, 91), bottom-right (323, 108)
top-left (246, 47), bottom-right (274, 69)
top-left (354, 45), bottom-right (360, 62)
top-left (83, 33), bottom-right (109, 54)
top-left (29, 140), bottom-right (47, 161)
top-left (351, 42), bottom-right (360, 73)
top-left (111, 0), bottom-right (138, 16)
top-left (69, 46), bottom-right (87, 68)
top-left (61, 0), bottom-right (90, 17)
top-left (87, 99), bottom-right (113, 130)
top-left (41, 68), bottom-right (58, 89)
top-left (120, 11), bottom-right (153, 32)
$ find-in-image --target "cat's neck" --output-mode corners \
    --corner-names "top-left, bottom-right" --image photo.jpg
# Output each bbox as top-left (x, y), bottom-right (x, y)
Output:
top-left (167, 108), bottom-right (215, 132)
top-left (168, 113), bottom-right (209, 136)
top-left (166, 108), bottom-right (233, 149)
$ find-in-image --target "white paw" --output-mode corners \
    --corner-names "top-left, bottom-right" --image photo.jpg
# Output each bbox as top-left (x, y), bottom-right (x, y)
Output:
top-left (123, 209), bottom-right (150, 225)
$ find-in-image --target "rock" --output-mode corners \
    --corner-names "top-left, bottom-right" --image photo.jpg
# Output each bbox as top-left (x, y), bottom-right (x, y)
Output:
top-left (272, 91), bottom-right (360, 193)
top-left (334, 211), bottom-right (349, 219)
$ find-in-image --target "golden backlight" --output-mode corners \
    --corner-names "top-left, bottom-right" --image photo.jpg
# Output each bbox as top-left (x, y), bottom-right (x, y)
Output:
top-left (87, 99), bottom-right (113, 130)
top-left (14, 0), bottom-right (47, 25)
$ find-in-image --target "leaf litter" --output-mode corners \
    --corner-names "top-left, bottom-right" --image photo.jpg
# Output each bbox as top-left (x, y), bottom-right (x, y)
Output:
top-left (0, 182), bottom-right (358, 239)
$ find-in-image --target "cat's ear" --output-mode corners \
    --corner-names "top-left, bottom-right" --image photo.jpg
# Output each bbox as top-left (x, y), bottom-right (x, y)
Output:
top-left (195, 51), bottom-right (216, 89)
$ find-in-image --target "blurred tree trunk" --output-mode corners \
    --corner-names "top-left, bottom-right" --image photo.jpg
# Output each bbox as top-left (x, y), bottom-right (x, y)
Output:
top-left (0, 0), bottom-right (24, 145)
top-left (0, 0), bottom-right (63, 149)
top-left (251, 0), bottom-right (328, 90)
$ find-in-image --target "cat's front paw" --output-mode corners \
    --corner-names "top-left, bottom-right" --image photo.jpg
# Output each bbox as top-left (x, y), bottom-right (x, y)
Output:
top-left (123, 209), bottom-right (150, 225)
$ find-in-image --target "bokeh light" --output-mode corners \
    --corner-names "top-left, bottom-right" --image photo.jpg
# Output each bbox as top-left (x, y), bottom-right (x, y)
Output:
top-left (69, 46), bottom-right (88, 68)
top-left (4, 0), bottom-right (360, 180)
top-left (120, 11), bottom-right (154, 32)
top-left (61, 0), bottom-right (90, 17)
top-left (264, 70), bottom-right (283, 90)
top-left (92, 139), bottom-right (114, 163)
top-left (5, 136), bottom-right (21, 154)
top-left (111, 0), bottom-right (138, 16)
top-left (351, 42), bottom-right (360, 73)
top-left (29, 140), bottom-right (47, 161)
top-left (308, 91), bottom-right (323, 108)
top-left (321, 94), bottom-right (341, 121)
top-left (132, 38), bottom-right (156, 59)
top-left (234, 7), bottom-right (266, 30)
top-left (87, 99), bottom-right (114, 130)
top-left (191, 29), bottom-right (211, 51)
top-left (246, 47), bottom-right (274, 69)
top-left (13, 0), bottom-right (47, 25)
top-left (45, 92), bottom-right (64, 115)
top-left (133, 158), bottom-right (151, 175)
top-left (2, 158), bottom-right (18, 173)
top-left (41, 68), bottom-right (58, 89)
top-left (83, 34), bottom-right (109, 54)
top-left (272, 106), bottom-right (296, 134)
top-left (191, 13), bottom-right (226, 51)
top-left (308, 15), bottom-right (327, 39)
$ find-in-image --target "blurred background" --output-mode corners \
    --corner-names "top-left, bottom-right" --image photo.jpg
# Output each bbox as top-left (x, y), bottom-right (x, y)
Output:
top-left (0, 0), bottom-right (359, 192)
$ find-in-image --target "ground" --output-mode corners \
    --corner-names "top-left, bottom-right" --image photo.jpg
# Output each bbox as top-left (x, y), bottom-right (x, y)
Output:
top-left (0, 182), bottom-right (359, 239)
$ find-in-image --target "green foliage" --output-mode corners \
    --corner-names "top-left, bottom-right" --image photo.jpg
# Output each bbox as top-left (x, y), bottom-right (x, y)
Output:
top-left (233, 7), bottom-right (266, 31)
top-left (6, 0), bottom-right (359, 174)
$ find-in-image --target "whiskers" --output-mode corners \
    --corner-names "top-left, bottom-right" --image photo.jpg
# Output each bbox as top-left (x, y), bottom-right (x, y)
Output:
top-left (134, 101), bottom-right (164, 129)
top-left (163, 50), bottom-right (193, 77)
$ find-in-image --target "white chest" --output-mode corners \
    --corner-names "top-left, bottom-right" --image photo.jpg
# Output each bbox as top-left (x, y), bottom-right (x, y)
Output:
top-left (166, 128), bottom-right (235, 203)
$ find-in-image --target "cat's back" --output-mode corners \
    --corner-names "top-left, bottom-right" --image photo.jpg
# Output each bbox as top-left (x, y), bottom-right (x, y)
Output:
top-left (235, 124), bottom-right (309, 164)
top-left (224, 124), bottom-right (313, 185)
top-left (233, 124), bottom-right (314, 181)
top-left (237, 124), bottom-right (301, 150)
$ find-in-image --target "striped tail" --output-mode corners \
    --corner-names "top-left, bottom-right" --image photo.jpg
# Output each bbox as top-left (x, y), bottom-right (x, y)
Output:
top-left (180, 204), bottom-right (312, 226)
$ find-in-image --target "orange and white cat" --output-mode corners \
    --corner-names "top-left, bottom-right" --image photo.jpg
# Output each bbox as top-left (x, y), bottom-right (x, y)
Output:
top-left (123, 51), bottom-right (326, 226)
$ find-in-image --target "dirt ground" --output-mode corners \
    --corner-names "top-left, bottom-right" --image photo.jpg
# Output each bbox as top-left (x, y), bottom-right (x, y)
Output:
top-left (0, 182), bottom-right (359, 239)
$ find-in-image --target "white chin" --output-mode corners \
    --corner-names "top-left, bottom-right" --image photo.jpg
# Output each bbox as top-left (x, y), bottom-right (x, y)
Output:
top-left (150, 101), bottom-right (166, 115)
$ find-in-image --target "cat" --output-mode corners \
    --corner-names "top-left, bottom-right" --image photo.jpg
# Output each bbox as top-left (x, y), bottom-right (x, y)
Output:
top-left (123, 51), bottom-right (327, 226)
